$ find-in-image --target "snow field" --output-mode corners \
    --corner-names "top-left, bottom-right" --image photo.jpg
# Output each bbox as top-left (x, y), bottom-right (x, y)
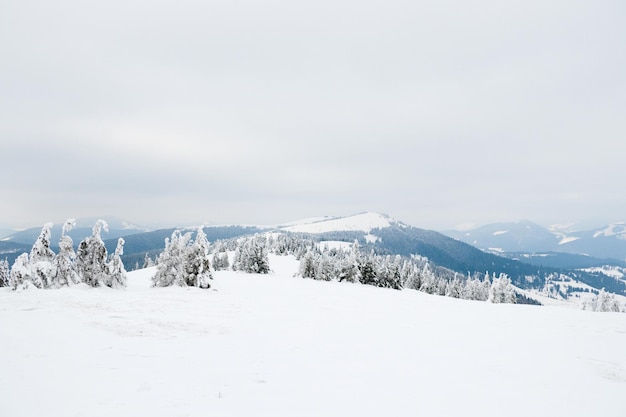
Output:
top-left (1, 255), bottom-right (625, 416)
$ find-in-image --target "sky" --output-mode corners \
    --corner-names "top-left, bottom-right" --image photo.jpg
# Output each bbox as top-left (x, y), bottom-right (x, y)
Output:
top-left (1, 0), bottom-right (625, 231)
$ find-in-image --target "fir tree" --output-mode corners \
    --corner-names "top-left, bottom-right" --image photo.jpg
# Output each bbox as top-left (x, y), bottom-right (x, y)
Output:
top-left (76, 220), bottom-right (110, 287)
top-left (51, 219), bottom-right (79, 288)
top-left (106, 238), bottom-right (127, 289)
top-left (182, 228), bottom-right (212, 288)
top-left (0, 258), bottom-right (10, 287)
top-left (10, 253), bottom-right (35, 290)
top-left (29, 223), bottom-right (55, 288)
top-left (153, 230), bottom-right (189, 287)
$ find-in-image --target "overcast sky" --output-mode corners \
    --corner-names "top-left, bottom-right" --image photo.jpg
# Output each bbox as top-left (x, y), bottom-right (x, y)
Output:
top-left (1, 0), bottom-right (624, 230)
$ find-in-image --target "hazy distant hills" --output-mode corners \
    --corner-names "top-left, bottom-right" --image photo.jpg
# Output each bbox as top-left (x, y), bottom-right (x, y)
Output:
top-left (2, 217), bottom-right (150, 248)
top-left (443, 220), bottom-right (626, 262)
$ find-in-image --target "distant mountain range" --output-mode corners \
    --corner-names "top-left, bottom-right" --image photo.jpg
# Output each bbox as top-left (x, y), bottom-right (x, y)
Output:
top-left (2, 213), bottom-right (625, 297)
top-left (442, 220), bottom-right (626, 262)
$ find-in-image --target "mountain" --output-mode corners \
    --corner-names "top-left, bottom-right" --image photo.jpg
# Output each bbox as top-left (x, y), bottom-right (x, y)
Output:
top-left (273, 212), bottom-right (626, 295)
top-left (5, 212), bottom-right (625, 296)
top-left (443, 220), bottom-right (560, 252)
top-left (2, 217), bottom-right (150, 248)
top-left (443, 221), bottom-right (626, 262)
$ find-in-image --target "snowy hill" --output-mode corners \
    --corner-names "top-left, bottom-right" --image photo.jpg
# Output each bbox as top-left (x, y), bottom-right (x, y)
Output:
top-left (282, 212), bottom-right (394, 234)
top-left (1, 255), bottom-right (624, 417)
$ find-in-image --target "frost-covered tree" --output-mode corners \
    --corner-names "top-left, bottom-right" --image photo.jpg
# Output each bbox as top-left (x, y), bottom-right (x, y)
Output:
top-left (143, 253), bottom-right (155, 269)
top-left (51, 219), bottom-right (80, 288)
top-left (489, 273), bottom-right (517, 304)
top-left (29, 223), bottom-right (56, 288)
top-left (233, 235), bottom-right (270, 274)
top-left (10, 253), bottom-right (36, 290)
top-left (299, 250), bottom-right (317, 279)
top-left (182, 228), bottom-right (212, 288)
top-left (337, 244), bottom-right (359, 283)
top-left (153, 230), bottom-right (189, 287)
top-left (0, 258), bottom-right (10, 287)
top-left (211, 251), bottom-right (230, 271)
top-left (581, 289), bottom-right (622, 312)
top-left (76, 220), bottom-right (110, 287)
top-left (106, 238), bottom-right (127, 289)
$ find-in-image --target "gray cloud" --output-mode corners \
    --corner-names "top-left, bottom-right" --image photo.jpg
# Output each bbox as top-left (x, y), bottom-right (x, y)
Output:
top-left (1, 0), bottom-right (625, 229)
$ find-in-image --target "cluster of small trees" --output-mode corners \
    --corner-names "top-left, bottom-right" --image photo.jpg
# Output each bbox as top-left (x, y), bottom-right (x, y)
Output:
top-left (1, 220), bottom-right (126, 291)
top-left (581, 289), bottom-right (623, 312)
top-left (152, 228), bottom-right (213, 288)
top-left (208, 233), bottom-right (519, 304)
top-left (295, 243), bottom-right (517, 303)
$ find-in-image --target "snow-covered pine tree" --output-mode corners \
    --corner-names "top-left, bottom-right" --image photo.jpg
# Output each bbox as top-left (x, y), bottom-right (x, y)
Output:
top-left (153, 230), bottom-right (187, 287)
top-left (489, 273), bottom-right (517, 304)
top-left (211, 251), bottom-right (229, 271)
top-left (0, 258), bottom-right (10, 287)
top-left (10, 253), bottom-right (35, 290)
top-left (582, 289), bottom-right (622, 312)
top-left (143, 253), bottom-right (154, 269)
top-left (76, 220), bottom-right (110, 287)
top-left (337, 243), bottom-right (359, 283)
top-left (299, 249), bottom-right (317, 279)
top-left (51, 219), bottom-right (79, 288)
top-left (29, 223), bottom-right (56, 288)
top-left (357, 253), bottom-right (377, 286)
top-left (106, 238), bottom-right (127, 289)
top-left (182, 228), bottom-right (212, 288)
top-left (235, 235), bottom-right (270, 274)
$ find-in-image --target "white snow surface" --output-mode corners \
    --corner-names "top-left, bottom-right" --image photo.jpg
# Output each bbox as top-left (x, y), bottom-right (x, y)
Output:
top-left (1, 255), bottom-right (626, 417)
top-left (559, 235), bottom-right (581, 245)
top-left (493, 230), bottom-right (509, 236)
top-left (283, 212), bottom-right (392, 234)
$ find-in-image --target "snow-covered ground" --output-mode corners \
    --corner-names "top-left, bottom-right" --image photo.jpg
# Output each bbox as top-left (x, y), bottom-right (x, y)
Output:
top-left (283, 212), bottom-right (392, 234)
top-left (1, 255), bottom-right (625, 417)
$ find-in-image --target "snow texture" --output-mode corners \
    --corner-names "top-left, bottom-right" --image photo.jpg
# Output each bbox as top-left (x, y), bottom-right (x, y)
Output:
top-left (1, 254), bottom-right (625, 417)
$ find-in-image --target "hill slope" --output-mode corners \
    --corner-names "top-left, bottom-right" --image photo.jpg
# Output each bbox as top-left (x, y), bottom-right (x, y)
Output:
top-left (1, 256), bottom-right (624, 417)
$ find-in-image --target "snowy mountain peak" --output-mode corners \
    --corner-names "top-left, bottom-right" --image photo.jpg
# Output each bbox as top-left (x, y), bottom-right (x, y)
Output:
top-left (282, 212), bottom-right (394, 234)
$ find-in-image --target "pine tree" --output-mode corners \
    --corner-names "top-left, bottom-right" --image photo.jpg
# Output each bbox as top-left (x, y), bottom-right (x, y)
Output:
top-left (29, 223), bottom-right (56, 288)
top-left (299, 250), bottom-right (317, 279)
top-left (143, 253), bottom-right (154, 268)
top-left (153, 230), bottom-right (189, 287)
top-left (106, 238), bottom-right (127, 289)
top-left (51, 219), bottom-right (79, 288)
top-left (10, 253), bottom-right (35, 290)
top-left (489, 273), bottom-right (517, 304)
top-left (0, 259), bottom-right (10, 287)
top-left (182, 228), bottom-right (212, 288)
top-left (76, 220), bottom-right (110, 287)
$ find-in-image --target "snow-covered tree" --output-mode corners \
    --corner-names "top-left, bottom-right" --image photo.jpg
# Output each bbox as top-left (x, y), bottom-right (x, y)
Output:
top-left (106, 238), bottom-right (127, 289)
top-left (233, 235), bottom-right (270, 274)
top-left (581, 289), bottom-right (622, 312)
top-left (182, 228), bottom-right (212, 288)
top-left (337, 244), bottom-right (359, 283)
top-left (76, 220), bottom-right (110, 287)
top-left (489, 273), bottom-right (517, 304)
top-left (153, 230), bottom-right (189, 287)
top-left (153, 229), bottom-right (212, 288)
top-left (29, 223), bottom-right (55, 288)
top-left (211, 251), bottom-right (229, 271)
top-left (51, 219), bottom-right (79, 288)
top-left (299, 250), bottom-right (317, 279)
top-left (10, 253), bottom-right (36, 290)
top-left (0, 258), bottom-right (10, 287)
top-left (143, 253), bottom-right (155, 268)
